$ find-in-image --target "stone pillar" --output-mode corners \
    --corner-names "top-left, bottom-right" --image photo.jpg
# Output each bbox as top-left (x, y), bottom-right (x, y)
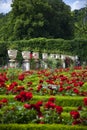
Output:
top-left (32, 52), bottom-right (39, 69)
top-left (61, 55), bottom-right (66, 68)
top-left (42, 53), bottom-right (48, 69)
top-left (8, 49), bottom-right (17, 68)
top-left (22, 51), bottom-right (30, 71)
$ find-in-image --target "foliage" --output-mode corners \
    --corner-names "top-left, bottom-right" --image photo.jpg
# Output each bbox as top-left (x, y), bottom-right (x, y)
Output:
top-left (73, 7), bottom-right (87, 38)
top-left (6, 68), bottom-right (22, 82)
top-left (0, 124), bottom-right (87, 130)
top-left (0, 38), bottom-right (87, 66)
top-left (0, 0), bottom-right (74, 40)
top-left (0, 67), bottom-right (87, 128)
top-left (0, 95), bottom-right (84, 107)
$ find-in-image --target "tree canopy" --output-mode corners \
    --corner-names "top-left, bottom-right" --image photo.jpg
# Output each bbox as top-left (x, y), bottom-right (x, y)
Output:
top-left (73, 7), bottom-right (87, 38)
top-left (0, 0), bottom-right (74, 40)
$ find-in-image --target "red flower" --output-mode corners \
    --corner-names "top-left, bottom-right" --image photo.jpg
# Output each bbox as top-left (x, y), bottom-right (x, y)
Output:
top-left (27, 81), bottom-right (32, 86)
top-left (26, 92), bottom-right (33, 100)
top-left (39, 122), bottom-right (44, 124)
top-left (77, 106), bottom-right (82, 111)
top-left (36, 100), bottom-right (43, 107)
top-left (37, 112), bottom-right (43, 118)
top-left (44, 101), bottom-right (56, 109)
top-left (12, 82), bottom-right (18, 86)
top-left (1, 98), bottom-right (8, 104)
top-left (37, 84), bottom-right (42, 92)
top-left (15, 91), bottom-right (33, 102)
top-left (65, 86), bottom-right (72, 91)
top-left (84, 98), bottom-right (87, 106)
top-left (16, 86), bottom-right (25, 92)
top-left (0, 103), bottom-right (2, 108)
top-left (39, 80), bottom-right (43, 83)
top-left (28, 87), bottom-right (33, 91)
top-left (0, 75), bottom-right (5, 82)
top-left (70, 110), bottom-right (80, 119)
top-left (56, 106), bottom-right (63, 114)
top-left (18, 74), bottom-right (25, 81)
top-left (74, 82), bottom-right (79, 87)
top-left (48, 97), bottom-right (56, 103)
top-left (58, 87), bottom-right (64, 92)
top-left (24, 104), bottom-right (31, 109)
top-left (59, 82), bottom-right (63, 87)
top-left (78, 81), bottom-right (84, 87)
top-left (30, 53), bottom-right (33, 59)
top-left (15, 95), bottom-right (21, 101)
top-left (72, 120), bottom-right (81, 125)
top-left (73, 88), bottom-right (79, 94)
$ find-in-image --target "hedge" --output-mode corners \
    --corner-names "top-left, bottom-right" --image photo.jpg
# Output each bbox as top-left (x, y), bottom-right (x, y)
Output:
top-left (0, 38), bottom-right (87, 65)
top-left (0, 124), bottom-right (87, 130)
top-left (0, 95), bottom-right (84, 107)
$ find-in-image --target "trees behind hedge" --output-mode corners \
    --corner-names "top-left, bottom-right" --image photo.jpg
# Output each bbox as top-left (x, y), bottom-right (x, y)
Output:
top-left (0, 0), bottom-right (74, 40)
top-left (73, 7), bottom-right (87, 38)
top-left (0, 38), bottom-right (87, 66)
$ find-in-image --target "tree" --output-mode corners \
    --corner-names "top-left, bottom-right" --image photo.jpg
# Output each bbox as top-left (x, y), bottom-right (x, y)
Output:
top-left (0, 0), bottom-right (74, 40)
top-left (73, 7), bottom-right (87, 38)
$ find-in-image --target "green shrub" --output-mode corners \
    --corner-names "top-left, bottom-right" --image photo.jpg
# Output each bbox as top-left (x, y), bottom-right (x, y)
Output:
top-left (0, 124), bottom-right (87, 130)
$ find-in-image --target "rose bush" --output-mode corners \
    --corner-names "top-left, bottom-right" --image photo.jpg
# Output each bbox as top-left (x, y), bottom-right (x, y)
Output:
top-left (0, 66), bottom-right (87, 125)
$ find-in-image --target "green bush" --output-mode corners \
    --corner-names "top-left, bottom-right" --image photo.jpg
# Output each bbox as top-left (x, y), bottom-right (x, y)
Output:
top-left (0, 95), bottom-right (84, 107)
top-left (0, 38), bottom-right (87, 66)
top-left (0, 124), bottom-right (87, 130)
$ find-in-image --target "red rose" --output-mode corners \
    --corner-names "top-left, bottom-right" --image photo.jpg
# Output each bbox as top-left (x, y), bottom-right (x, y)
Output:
top-left (73, 88), bottom-right (79, 94)
top-left (77, 106), bottom-right (82, 111)
top-left (59, 87), bottom-right (64, 92)
top-left (24, 104), bottom-right (31, 109)
top-left (18, 74), bottom-right (25, 81)
top-left (65, 86), bottom-right (72, 90)
top-left (56, 106), bottom-right (63, 114)
top-left (1, 98), bottom-right (8, 104)
top-left (0, 103), bottom-right (2, 108)
top-left (39, 80), bottom-right (43, 83)
top-left (37, 84), bottom-right (42, 91)
top-left (26, 92), bottom-right (33, 100)
top-left (36, 100), bottom-right (43, 106)
top-left (45, 101), bottom-right (56, 109)
top-left (70, 110), bottom-right (80, 119)
top-left (48, 97), bottom-right (56, 103)
top-left (84, 98), bottom-right (87, 106)
top-left (72, 120), bottom-right (81, 125)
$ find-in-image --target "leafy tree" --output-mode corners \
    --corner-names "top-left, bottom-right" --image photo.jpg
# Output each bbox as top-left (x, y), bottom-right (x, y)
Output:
top-left (73, 7), bottom-right (87, 38)
top-left (0, 0), bottom-right (74, 40)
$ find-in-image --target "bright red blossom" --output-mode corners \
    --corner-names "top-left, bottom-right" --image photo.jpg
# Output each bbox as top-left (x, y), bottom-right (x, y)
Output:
top-left (70, 110), bottom-right (80, 119)
top-left (18, 74), bottom-right (25, 81)
top-left (72, 120), bottom-right (82, 125)
top-left (45, 101), bottom-right (56, 109)
top-left (84, 98), bottom-right (87, 106)
top-left (15, 91), bottom-right (33, 102)
top-left (48, 97), bottom-right (56, 103)
top-left (56, 106), bottom-right (63, 114)
top-left (73, 88), bottom-right (79, 94)
top-left (0, 98), bottom-right (8, 104)
top-left (24, 104), bottom-right (31, 109)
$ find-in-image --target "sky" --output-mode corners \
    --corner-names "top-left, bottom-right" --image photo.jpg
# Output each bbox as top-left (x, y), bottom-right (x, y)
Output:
top-left (0, 0), bottom-right (86, 14)
top-left (64, 0), bottom-right (86, 11)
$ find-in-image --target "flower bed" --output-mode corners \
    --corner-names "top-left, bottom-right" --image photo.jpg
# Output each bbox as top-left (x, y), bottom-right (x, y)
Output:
top-left (0, 67), bottom-right (87, 96)
top-left (0, 67), bottom-right (87, 129)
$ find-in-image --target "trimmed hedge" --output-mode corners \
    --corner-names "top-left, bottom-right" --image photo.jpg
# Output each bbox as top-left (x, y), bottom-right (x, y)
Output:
top-left (0, 124), bottom-right (87, 130)
top-left (0, 95), bottom-right (84, 107)
top-left (0, 38), bottom-right (87, 65)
